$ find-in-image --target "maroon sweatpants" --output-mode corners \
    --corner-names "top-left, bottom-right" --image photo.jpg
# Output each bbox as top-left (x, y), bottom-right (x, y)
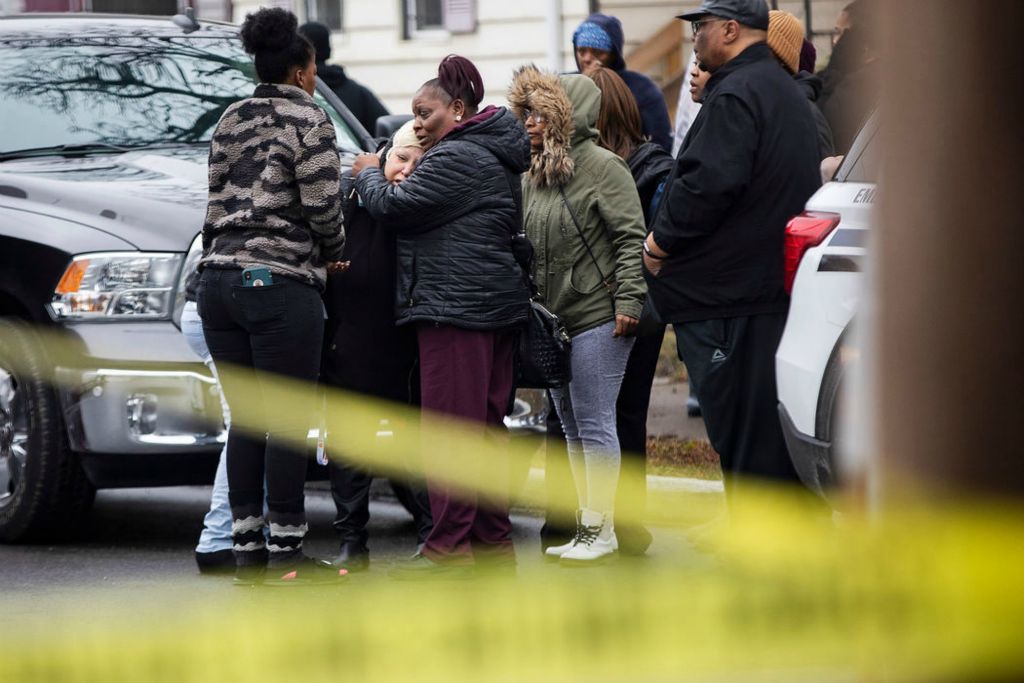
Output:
top-left (416, 324), bottom-right (516, 565)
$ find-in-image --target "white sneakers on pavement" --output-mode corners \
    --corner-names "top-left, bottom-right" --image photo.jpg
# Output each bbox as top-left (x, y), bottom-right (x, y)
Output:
top-left (544, 509), bottom-right (582, 559)
top-left (544, 508), bottom-right (618, 565)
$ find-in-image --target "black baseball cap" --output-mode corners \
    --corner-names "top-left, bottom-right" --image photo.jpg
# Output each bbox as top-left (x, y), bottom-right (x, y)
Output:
top-left (676, 0), bottom-right (770, 30)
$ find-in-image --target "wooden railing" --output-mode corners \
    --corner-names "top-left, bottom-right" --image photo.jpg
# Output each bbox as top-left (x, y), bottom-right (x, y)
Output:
top-left (626, 20), bottom-right (689, 121)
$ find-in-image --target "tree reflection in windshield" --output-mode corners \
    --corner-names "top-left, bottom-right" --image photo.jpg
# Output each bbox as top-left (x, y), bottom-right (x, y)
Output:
top-left (0, 29), bottom-right (256, 152)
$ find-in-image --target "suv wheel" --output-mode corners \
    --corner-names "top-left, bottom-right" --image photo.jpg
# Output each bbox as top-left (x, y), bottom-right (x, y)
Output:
top-left (0, 319), bottom-right (95, 542)
top-left (814, 337), bottom-right (851, 491)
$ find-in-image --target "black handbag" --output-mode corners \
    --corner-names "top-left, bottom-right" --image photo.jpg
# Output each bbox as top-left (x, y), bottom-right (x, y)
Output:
top-left (510, 230), bottom-right (573, 389)
top-left (516, 299), bottom-right (573, 389)
top-left (502, 155), bottom-right (574, 390)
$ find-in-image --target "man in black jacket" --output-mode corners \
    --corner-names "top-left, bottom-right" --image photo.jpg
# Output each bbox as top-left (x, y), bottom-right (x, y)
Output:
top-left (642, 0), bottom-right (820, 491)
top-left (299, 22), bottom-right (388, 134)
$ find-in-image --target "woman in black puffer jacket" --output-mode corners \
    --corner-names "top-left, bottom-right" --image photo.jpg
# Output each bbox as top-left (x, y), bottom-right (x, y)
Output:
top-left (351, 55), bottom-right (531, 578)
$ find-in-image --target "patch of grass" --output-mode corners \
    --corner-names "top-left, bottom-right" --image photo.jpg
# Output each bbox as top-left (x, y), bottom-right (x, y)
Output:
top-left (647, 436), bottom-right (722, 480)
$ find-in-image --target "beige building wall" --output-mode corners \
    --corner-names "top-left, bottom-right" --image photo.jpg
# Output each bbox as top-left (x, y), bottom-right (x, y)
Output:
top-left (607, 0), bottom-right (849, 71)
top-left (234, 0), bottom-right (595, 114)
top-left (231, 0), bottom-right (851, 116)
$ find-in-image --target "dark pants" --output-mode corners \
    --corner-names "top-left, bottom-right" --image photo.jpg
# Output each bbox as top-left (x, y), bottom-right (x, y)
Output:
top-left (540, 400), bottom-right (573, 547)
top-left (673, 313), bottom-right (800, 489)
top-left (541, 327), bottom-right (664, 552)
top-left (197, 268), bottom-right (323, 560)
top-left (322, 334), bottom-right (432, 549)
top-left (613, 326), bottom-right (664, 552)
top-left (329, 462), bottom-right (433, 547)
top-left (417, 324), bottom-right (516, 565)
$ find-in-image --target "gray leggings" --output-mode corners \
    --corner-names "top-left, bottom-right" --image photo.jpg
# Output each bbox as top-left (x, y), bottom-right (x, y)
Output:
top-left (549, 320), bottom-right (635, 516)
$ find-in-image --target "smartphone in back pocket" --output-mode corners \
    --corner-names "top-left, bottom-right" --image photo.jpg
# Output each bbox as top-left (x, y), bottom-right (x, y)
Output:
top-left (242, 265), bottom-right (273, 287)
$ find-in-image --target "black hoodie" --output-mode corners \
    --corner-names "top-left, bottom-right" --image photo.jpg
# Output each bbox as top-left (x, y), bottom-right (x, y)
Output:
top-left (574, 13), bottom-right (673, 152)
top-left (354, 107), bottom-right (532, 330)
top-left (317, 62), bottom-right (389, 135)
top-left (794, 71), bottom-right (835, 159)
top-left (816, 28), bottom-right (879, 155)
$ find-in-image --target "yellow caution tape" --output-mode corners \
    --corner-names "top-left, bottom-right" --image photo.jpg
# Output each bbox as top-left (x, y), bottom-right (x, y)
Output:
top-left (1, 491), bottom-right (1023, 681)
top-left (2, 322), bottom-right (1023, 681)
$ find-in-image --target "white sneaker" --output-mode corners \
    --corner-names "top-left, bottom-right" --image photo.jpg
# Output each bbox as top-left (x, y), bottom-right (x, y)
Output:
top-left (559, 509), bottom-right (617, 566)
top-left (544, 510), bottom-right (581, 560)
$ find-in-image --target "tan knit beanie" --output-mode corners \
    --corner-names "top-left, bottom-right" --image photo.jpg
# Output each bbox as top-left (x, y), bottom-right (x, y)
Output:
top-left (386, 119), bottom-right (422, 160)
top-left (767, 10), bottom-right (804, 74)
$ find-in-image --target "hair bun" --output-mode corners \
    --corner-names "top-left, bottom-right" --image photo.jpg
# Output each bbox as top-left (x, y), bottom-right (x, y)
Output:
top-left (438, 54), bottom-right (484, 107)
top-left (240, 8), bottom-right (299, 55)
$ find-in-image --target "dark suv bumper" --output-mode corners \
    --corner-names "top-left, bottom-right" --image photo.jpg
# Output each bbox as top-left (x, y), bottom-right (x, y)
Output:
top-left (778, 403), bottom-right (835, 499)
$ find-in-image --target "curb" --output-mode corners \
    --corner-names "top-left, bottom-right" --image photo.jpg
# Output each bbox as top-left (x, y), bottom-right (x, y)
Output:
top-left (524, 468), bottom-right (723, 495)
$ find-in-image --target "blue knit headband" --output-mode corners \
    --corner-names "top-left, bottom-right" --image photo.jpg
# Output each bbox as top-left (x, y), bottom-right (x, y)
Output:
top-left (573, 22), bottom-right (614, 52)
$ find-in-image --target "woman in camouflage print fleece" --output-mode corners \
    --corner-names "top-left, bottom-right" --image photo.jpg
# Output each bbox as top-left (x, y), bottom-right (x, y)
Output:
top-left (196, 7), bottom-right (347, 586)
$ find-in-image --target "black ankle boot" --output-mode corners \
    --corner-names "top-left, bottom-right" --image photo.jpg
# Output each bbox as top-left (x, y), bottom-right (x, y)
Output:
top-left (195, 549), bottom-right (235, 575)
top-left (330, 541), bottom-right (370, 572)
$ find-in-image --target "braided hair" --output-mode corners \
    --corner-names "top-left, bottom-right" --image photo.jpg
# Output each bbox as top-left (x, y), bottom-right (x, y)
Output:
top-left (420, 54), bottom-right (484, 115)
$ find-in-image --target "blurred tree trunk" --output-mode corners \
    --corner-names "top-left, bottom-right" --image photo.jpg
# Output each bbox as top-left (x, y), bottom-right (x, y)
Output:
top-left (876, 1), bottom-right (1024, 496)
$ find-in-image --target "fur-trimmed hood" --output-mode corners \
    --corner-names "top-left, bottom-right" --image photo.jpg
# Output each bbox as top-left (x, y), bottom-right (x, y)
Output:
top-left (507, 66), bottom-right (601, 188)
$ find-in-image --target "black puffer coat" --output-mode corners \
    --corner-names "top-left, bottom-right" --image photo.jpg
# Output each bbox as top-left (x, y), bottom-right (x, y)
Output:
top-left (354, 106), bottom-right (531, 330)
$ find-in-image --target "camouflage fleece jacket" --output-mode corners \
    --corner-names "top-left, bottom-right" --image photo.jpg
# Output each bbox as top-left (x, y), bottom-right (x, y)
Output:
top-left (200, 83), bottom-right (344, 291)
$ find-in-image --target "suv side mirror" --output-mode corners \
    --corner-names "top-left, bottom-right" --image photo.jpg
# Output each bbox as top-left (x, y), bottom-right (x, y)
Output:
top-left (374, 114), bottom-right (414, 140)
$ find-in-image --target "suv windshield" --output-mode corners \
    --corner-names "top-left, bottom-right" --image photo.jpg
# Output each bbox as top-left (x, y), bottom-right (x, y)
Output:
top-left (836, 112), bottom-right (879, 184)
top-left (0, 32), bottom-right (363, 156)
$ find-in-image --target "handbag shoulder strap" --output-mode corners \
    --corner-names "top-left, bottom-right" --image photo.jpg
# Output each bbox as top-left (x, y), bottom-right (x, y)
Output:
top-left (558, 185), bottom-right (613, 294)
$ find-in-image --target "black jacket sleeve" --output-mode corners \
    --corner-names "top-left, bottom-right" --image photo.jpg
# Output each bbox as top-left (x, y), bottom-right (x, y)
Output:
top-left (651, 93), bottom-right (758, 254)
top-left (353, 143), bottom-right (482, 234)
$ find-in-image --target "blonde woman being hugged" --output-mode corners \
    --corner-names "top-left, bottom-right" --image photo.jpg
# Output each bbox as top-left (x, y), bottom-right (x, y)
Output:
top-left (509, 67), bottom-right (647, 565)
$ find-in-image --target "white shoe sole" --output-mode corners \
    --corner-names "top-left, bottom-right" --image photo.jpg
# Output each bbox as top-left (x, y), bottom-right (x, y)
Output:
top-left (558, 551), bottom-right (617, 567)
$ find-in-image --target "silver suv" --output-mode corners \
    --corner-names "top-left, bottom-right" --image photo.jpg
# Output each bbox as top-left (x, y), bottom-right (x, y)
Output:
top-left (0, 13), bottom-right (373, 541)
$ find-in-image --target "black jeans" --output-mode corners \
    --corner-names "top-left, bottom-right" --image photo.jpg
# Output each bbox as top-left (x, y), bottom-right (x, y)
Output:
top-left (197, 268), bottom-right (324, 549)
top-left (613, 326), bottom-right (664, 553)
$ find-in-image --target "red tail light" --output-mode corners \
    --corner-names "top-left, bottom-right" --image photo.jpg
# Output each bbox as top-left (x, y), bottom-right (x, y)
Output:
top-left (783, 211), bottom-right (841, 294)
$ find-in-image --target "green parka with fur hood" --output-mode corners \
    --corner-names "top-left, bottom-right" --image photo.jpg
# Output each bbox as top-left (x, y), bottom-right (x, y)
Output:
top-left (509, 67), bottom-right (647, 337)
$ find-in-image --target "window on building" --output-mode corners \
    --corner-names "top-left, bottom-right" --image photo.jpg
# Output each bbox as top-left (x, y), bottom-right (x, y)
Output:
top-left (89, 0), bottom-right (176, 14)
top-left (403, 0), bottom-right (475, 38)
top-left (194, 0), bottom-right (232, 22)
top-left (307, 0), bottom-right (343, 32)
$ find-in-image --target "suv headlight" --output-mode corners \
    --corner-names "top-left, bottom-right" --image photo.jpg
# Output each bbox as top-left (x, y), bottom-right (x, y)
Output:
top-left (50, 252), bottom-right (183, 320)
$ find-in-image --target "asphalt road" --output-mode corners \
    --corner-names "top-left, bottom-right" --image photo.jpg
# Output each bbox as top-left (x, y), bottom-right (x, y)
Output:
top-left (0, 487), bottom-right (722, 611)
top-left (0, 379), bottom-right (715, 612)
top-left (648, 379), bottom-right (708, 441)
